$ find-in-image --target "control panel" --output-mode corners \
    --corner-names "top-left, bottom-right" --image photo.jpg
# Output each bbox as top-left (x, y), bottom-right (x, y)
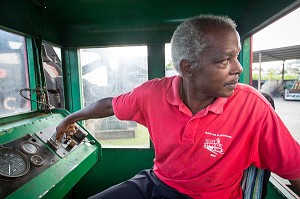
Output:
top-left (0, 112), bottom-right (99, 199)
top-left (39, 125), bottom-right (89, 158)
top-left (0, 133), bottom-right (59, 198)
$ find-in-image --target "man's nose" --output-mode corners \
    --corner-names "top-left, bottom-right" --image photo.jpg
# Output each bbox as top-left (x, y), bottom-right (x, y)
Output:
top-left (230, 59), bottom-right (243, 75)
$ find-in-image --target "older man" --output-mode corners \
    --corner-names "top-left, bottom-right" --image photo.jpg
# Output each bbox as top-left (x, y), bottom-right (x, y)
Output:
top-left (56, 14), bottom-right (300, 199)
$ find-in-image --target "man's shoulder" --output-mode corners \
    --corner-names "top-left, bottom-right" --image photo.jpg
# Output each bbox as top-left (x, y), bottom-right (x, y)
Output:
top-left (236, 83), bottom-right (258, 93)
top-left (140, 76), bottom-right (177, 90)
top-left (235, 83), bottom-right (262, 98)
top-left (233, 83), bottom-right (274, 108)
top-left (147, 76), bottom-right (177, 84)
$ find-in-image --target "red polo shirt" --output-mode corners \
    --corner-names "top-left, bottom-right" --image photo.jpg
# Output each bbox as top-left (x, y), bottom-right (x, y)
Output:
top-left (112, 76), bottom-right (300, 199)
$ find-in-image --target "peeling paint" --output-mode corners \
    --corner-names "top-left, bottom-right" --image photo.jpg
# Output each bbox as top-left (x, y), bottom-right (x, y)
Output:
top-left (66, 157), bottom-right (80, 171)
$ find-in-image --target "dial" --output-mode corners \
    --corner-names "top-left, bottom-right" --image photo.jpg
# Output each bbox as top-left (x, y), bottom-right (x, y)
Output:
top-left (0, 147), bottom-right (30, 178)
top-left (20, 141), bottom-right (38, 155)
top-left (30, 155), bottom-right (44, 167)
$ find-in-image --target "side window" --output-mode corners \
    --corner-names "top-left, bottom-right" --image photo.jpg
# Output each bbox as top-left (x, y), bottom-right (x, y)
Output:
top-left (165, 43), bottom-right (178, 77)
top-left (79, 46), bottom-right (150, 148)
top-left (0, 29), bottom-right (30, 117)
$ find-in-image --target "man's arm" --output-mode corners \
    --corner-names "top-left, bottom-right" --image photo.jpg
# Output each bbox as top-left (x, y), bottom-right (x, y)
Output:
top-left (56, 97), bottom-right (114, 140)
top-left (289, 179), bottom-right (300, 195)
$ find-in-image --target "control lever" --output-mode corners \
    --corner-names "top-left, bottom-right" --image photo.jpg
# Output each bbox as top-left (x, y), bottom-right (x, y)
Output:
top-left (36, 125), bottom-right (89, 158)
top-left (47, 125), bottom-right (88, 155)
top-left (48, 132), bottom-right (63, 150)
top-left (73, 126), bottom-right (88, 142)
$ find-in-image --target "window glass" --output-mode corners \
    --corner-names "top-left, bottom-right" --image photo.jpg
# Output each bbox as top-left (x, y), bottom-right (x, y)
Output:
top-left (165, 43), bottom-right (178, 77)
top-left (79, 46), bottom-right (149, 148)
top-left (0, 29), bottom-right (30, 117)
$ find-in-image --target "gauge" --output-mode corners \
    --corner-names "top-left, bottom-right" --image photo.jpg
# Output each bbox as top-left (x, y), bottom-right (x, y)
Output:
top-left (0, 147), bottom-right (30, 178)
top-left (30, 155), bottom-right (44, 167)
top-left (20, 141), bottom-right (38, 155)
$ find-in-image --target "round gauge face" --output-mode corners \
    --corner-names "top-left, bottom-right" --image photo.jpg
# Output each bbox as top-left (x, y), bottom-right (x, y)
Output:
top-left (20, 142), bottom-right (38, 155)
top-left (30, 155), bottom-right (44, 167)
top-left (0, 148), bottom-right (30, 178)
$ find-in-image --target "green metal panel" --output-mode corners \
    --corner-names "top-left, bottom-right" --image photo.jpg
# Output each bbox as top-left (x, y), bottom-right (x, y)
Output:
top-left (6, 143), bottom-right (99, 199)
top-left (61, 48), bottom-right (83, 113)
top-left (45, 0), bottom-right (300, 47)
top-left (266, 183), bottom-right (288, 199)
top-left (148, 43), bottom-right (166, 79)
top-left (0, 111), bottom-right (65, 146)
top-left (73, 148), bottom-right (155, 198)
top-left (238, 0), bottom-right (300, 38)
top-left (0, 0), bottom-right (61, 44)
top-left (25, 37), bottom-right (38, 110)
top-left (266, 176), bottom-right (299, 199)
top-left (61, 26), bottom-right (175, 47)
top-left (0, 110), bottom-right (101, 199)
top-left (239, 37), bottom-right (251, 85)
top-left (3, 0), bottom-right (299, 47)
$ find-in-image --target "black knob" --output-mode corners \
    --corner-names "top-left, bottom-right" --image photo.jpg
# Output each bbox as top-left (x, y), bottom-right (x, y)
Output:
top-left (90, 140), bottom-right (96, 145)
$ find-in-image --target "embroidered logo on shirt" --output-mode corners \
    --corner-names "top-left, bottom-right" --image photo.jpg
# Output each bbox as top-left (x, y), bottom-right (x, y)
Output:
top-left (204, 138), bottom-right (224, 155)
top-left (204, 132), bottom-right (232, 158)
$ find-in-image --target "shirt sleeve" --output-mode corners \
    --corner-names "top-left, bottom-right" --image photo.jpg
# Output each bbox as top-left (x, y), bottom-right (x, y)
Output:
top-left (252, 107), bottom-right (300, 180)
top-left (112, 85), bottom-right (147, 126)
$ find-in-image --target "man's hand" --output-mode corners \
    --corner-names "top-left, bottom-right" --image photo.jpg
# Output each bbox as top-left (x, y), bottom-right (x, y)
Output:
top-left (55, 97), bottom-right (114, 141)
top-left (55, 118), bottom-right (76, 141)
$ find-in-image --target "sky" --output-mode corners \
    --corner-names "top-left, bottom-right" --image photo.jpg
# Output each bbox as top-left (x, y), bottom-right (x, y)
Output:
top-left (252, 7), bottom-right (300, 51)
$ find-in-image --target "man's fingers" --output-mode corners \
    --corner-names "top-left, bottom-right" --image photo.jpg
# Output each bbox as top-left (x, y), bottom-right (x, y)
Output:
top-left (56, 123), bottom-right (76, 141)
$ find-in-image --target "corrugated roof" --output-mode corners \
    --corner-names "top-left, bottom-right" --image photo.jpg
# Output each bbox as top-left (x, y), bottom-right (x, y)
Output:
top-left (253, 45), bottom-right (300, 62)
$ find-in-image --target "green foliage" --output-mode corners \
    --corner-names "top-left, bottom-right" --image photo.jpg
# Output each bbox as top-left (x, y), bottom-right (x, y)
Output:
top-left (252, 73), bottom-right (298, 80)
top-left (166, 61), bottom-right (174, 70)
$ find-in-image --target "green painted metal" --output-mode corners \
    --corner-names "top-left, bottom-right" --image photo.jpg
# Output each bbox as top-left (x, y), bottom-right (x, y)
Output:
top-left (1, 0), bottom-right (299, 47)
top-left (238, 0), bottom-right (300, 38)
top-left (148, 43), bottom-right (166, 79)
top-left (6, 143), bottom-right (99, 199)
top-left (266, 182), bottom-right (289, 199)
top-left (73, 148), bottom-right (155, 198)
top-left (61, 48), bottom-right (83, 113)
top-left (26, 37), bottom-right (38, 110)
top-left (0, 0), bottom-right (61, 44)
top-left (48, 0), bottom-right (300, 47)
top-left (0, 111), bottom-right (68, 146)
top-left (0, 110), bottom-right (101, 199)
top-left (239, 37), bottom-right (251, 85)
top-left (0, 112), bottom-right (66, 145)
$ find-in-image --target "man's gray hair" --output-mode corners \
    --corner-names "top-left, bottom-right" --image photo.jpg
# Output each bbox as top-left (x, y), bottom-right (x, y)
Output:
top-left (171, 14), bottom-right (237, 75)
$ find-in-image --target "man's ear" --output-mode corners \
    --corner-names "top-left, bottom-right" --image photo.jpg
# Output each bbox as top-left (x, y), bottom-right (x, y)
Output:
top-left (180, 59), bottom-right (192, 77)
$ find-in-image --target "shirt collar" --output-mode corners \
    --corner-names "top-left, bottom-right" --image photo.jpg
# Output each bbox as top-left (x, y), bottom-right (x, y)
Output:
top-left (206, 97), bottom-right (227, 115)
top-left (166, 76), bottom-right (182, 105)
top-left (166, 76), bottom-right (227, 115)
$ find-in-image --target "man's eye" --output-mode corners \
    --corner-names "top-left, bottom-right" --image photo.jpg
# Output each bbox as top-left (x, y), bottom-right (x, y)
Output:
top-left (215, 59), bottom-right (230, 69)
top-left (221, 59), bottom-right (229, 64)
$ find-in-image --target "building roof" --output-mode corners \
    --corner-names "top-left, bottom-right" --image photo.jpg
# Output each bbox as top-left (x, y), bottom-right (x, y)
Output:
top-left (253, 45), bottom-right (300, 63)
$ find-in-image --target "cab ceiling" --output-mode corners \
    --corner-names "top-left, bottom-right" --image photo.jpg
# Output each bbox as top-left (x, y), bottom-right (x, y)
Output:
top-left (1, 0), bottom-right (300, 47)
top-left (42, 0), bottom-right (300, 33)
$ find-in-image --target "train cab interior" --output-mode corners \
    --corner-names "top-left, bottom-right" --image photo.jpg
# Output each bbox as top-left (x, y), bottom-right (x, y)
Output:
top-left (0, 0), bottom-right (300, 198)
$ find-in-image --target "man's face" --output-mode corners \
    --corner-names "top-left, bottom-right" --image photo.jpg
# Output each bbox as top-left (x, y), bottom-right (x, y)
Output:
top-left (189, 29), bottom-right (243, 98)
